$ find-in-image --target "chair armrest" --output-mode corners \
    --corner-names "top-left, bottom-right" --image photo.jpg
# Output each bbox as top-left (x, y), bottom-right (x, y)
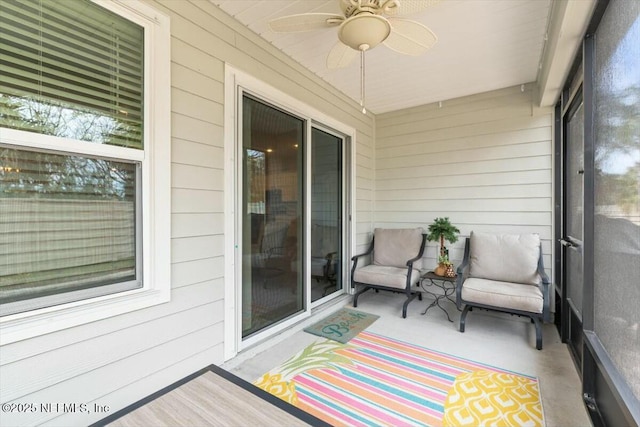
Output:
top-left (406, 253), bottom-right (423, 267)
top-left (351, 238), bottom-right (374, 288)
top-left (456, 259), bottom-right (469, 277)
top-left (537, 251), bottom-right (550, 285)
top-left (537, 246), bottom-right (551, 322)
top-left (405, 234), bottom-right (428, 267)
top-left (400, 234), bottom-right (427, 291)
top-left (321, 253), bottom-right (337, 279)
top-left (326, 251), bottom-right (338, 260)
top-left (456, 237), bottom-right (471, 310)
top-left (541, 280), bottom-right (551, 323)
top-left (455, 272), bottom-right (468, 311)
top-left (456, 237), bottom-right (471, 277)
top-left (351, 238), bottom-right (374, 261)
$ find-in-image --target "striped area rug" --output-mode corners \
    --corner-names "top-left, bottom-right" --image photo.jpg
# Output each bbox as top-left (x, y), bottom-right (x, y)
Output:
top-left (255, 331), bottom-right (544, 427)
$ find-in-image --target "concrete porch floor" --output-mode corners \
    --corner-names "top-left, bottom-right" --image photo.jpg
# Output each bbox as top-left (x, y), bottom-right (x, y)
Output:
top-left (223, 290), bottom-right (592, 427)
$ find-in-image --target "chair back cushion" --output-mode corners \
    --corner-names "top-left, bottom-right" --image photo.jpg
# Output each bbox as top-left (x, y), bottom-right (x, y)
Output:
top-left (469, 232), bottom-right (540, 285)
top-left (373, 228), bottom-right (423, 269)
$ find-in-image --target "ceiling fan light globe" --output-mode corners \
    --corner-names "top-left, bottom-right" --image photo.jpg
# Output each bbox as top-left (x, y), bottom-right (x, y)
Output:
top-left (338, 14), bottom-right (391, 50)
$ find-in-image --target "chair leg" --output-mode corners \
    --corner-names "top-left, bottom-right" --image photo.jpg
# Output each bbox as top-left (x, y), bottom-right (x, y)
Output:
top-left (353, 286), bottom-right (371, 308)
top-left (532, 316), bottom-right (543, 350)
top-left (460, 305), bottom-right (471, 332)
top-left (402, 293), bottom-right (418, 319)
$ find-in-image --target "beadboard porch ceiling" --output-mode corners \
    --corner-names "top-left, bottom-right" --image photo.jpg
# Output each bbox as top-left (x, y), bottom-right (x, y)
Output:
top-left (211, 0), bottom-right (563, 114)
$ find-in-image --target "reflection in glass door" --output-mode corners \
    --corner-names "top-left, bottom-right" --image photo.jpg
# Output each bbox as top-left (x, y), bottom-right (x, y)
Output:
top-left (310, 128), bottom-right (343, 302)
top-left (241, 95), bottom-right (304, 338)
top-left (591, 0), bottom-right (640, 416)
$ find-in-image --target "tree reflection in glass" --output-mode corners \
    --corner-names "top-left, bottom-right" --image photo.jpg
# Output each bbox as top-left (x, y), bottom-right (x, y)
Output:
top-left (593, 3), bottom-right (640, 402)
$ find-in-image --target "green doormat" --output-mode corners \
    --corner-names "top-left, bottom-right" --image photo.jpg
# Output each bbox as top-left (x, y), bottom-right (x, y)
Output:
top-left (303, 308), bottom-right (379, 343)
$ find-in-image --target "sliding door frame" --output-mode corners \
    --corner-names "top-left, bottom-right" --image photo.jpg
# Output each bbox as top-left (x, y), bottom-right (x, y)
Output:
top-left (561, 85), bottom-right (585, 366)
top-left (223, 65), bottom-right (356, 359)
top-left (309, 121), bottom-right (350, 308)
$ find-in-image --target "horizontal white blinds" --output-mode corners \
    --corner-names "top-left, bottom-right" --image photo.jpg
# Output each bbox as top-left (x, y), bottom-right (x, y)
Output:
top-left (0, 0), bottom-right (144, 148)
top-left (0, 147), bottom-right (138, 307)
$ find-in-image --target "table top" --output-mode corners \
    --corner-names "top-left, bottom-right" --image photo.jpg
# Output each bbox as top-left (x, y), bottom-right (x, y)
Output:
top-left (422, 271), bottom-right (457, 281)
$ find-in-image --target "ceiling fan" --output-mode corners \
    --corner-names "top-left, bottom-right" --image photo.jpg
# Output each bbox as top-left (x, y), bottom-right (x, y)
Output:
top-left (268, 0), bottom-right (440, 113)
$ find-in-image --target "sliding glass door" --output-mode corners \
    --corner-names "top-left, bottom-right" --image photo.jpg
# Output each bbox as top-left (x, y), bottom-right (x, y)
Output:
top-left (241, 95), bottom-right (304, 338)
top-left (239, 94), bottom-right (348, 340)
top-left (310, 128), bottom-right (344, 302)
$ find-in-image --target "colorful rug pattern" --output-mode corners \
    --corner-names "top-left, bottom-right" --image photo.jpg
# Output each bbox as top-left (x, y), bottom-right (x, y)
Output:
top-left (255, 331), bottom-right (544, 427)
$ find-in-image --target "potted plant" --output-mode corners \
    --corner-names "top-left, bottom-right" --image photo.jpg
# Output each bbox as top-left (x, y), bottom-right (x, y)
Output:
top-left (427, 217), bottom-right (460, 276)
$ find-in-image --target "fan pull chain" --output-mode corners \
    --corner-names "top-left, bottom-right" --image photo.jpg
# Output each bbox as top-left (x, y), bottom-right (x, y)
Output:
top-left (360, 48), bottom-right (367, 115)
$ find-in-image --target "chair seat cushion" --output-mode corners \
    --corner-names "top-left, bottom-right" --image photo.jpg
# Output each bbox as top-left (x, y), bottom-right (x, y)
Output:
top-left (354, 265), bottom-right (420, 290)
top-left (461, 278), bottom-right (543, 314)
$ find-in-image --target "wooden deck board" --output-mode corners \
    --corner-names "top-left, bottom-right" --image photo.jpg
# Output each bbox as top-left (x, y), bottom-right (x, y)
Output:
top-left (104, 367), bottom-right (320, 427)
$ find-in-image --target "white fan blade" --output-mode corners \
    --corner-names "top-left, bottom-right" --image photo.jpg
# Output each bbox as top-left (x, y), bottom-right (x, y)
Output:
top-left (390, 0), bottom-right (442, 16)
top-left (326, 42), bottom-right (358, 69)
top-left (384, 18), bottom-right (437, 55)
top-left (269, 13), bottom-right (344, 33)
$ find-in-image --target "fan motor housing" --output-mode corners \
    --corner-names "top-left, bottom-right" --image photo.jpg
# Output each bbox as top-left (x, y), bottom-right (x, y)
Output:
top-left (338, 14), bottom-right (391, 50)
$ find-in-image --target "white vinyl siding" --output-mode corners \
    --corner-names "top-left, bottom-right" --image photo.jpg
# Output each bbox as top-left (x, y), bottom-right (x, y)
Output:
top-left (0, 1), bottom-right (374, 426)
top-left (375, 85), bottom-right (554, 275)
top-left (354, 130), bottom-right (376, 253)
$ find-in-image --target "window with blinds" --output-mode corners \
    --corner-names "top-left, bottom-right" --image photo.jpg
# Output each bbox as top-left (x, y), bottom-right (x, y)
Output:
top-left (0, 0), bottom-right (144, 148)
top-left (0, 0), bottom-right (145, 316)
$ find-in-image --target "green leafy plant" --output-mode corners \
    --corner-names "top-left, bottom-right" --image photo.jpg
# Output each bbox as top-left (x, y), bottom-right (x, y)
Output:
top-left (438, 255), bottom-right (453, 266)
top-left (427, 217), bottom-right (460, 261)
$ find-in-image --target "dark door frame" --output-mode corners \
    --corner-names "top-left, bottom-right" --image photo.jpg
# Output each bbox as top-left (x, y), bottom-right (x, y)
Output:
top-left (555, 1), bottom-right (640, 425)
top-left (559, 86), bottom-right (585, 368)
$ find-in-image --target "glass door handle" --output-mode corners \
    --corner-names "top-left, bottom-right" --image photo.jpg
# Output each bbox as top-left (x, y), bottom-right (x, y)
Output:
top-left (560, 239), bottom-right (575, 247)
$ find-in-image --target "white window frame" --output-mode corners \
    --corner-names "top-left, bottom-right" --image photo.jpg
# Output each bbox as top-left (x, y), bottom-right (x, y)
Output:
top-left (0, 0), bottom-right (171, 345)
